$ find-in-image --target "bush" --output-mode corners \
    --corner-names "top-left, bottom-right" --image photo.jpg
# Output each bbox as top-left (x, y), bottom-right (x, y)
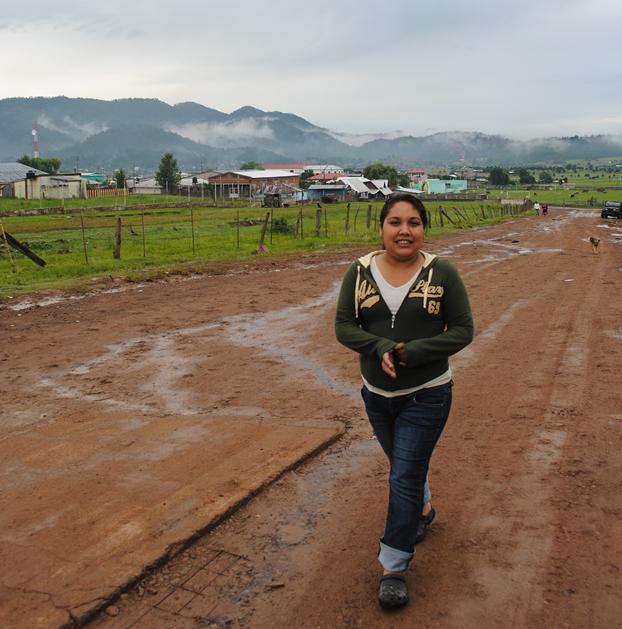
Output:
top-left (272, 216), bottom-right (292, 234)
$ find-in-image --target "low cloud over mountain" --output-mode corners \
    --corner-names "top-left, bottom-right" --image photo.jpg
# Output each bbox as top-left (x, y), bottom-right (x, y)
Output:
top-left (1, 96), bottom-right (621, 171)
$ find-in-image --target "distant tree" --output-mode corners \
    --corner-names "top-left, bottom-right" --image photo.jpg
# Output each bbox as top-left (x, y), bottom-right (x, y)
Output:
top-left (299, 169), bottom-right (314, 189)
top-left (239, 161), bottom-right (263, 170)
top-left (488, 167), bottom-right (510, 186)
top-left (363, 162), bottom-right (399, 185)
top-left (113, 169), bottom-right (127, 189)
top-left (155, 152), bottom-right (181, 193)
top-left (517, 168), bottom-right (536, 185)
top-left (538, 171), bottom-right (553, 184)
top-left (17, 154), bottom-right (62, 174)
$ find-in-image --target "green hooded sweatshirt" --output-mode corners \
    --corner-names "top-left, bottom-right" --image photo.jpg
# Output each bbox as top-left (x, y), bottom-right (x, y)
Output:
top-left (335, 250), bottom-right (474, 391)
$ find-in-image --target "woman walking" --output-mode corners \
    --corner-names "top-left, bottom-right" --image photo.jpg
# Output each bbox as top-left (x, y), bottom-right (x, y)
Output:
top-left (335, 192), bottom-right (473, 608)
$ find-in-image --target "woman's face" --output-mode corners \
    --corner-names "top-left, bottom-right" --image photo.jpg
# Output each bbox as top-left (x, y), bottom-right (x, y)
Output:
top-left (380, 200), bottom-right (425, 262)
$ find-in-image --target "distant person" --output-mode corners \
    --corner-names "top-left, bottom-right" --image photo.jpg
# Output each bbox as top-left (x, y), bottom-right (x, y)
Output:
top-left (533, 202), bottom-right (541, 215)
top-left (335, 193), bottom-right (474, 609)
top-left (542, 203), bottom-right (549, 216)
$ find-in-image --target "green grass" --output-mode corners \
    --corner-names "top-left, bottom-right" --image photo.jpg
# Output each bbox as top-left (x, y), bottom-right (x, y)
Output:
top-left (0, 200), bottom-right (531, 297)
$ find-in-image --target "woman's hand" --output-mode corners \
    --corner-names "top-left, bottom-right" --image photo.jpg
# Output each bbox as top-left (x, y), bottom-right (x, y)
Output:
top-left (381, 342), bottom-right (406, 379)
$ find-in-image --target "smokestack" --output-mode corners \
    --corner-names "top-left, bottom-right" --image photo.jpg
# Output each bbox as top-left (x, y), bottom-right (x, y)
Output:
top-left (32, 120), bottom-right (40, 159)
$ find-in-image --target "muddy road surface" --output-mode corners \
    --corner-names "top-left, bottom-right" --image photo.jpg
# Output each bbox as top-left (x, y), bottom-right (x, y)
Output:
top-left (1, 207), bottom-right (620, 628)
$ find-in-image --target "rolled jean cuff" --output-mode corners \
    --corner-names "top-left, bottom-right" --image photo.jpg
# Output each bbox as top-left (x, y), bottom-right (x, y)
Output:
top-left (424, 478), bottom-right (432, 504)
top-left (378, 539), bottom-right (414, 572)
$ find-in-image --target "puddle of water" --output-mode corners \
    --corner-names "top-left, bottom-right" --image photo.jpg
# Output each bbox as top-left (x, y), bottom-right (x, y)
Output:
top-left (1, 259), bottom-right (352, 313)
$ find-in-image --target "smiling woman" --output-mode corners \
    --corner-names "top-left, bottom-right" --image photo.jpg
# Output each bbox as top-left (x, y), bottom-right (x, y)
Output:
top-left (335, 192), bottom-right (474, 609)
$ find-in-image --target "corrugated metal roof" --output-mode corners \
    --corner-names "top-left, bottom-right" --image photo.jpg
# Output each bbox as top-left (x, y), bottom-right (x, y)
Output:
top-left (0, 162), bottom-right (48, 183)
top-left (179, 177), bottom-right (210, 185)
top-left (232, 169), bottom-right (298, 179)
top-left (308, 184), bottom-right (347, 190)
top-left (262, 163), bottom-right (305, 170)
top-left (338, 177), bottom-right (371, 194)
top-left (370, 180), bottom-right (393, 196)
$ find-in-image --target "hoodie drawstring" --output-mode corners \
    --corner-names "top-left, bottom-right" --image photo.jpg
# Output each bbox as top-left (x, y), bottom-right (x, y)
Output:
top-left (354, 264), bottom-right (361, 320)
top-left (423, 267), bottom-right (433, 310)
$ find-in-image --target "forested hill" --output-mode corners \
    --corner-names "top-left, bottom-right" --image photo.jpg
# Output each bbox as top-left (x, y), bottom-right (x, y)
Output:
top-left (1, 96), bottom-right (621, 170)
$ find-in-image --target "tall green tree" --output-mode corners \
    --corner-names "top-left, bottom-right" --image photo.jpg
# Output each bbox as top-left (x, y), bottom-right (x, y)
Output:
top-left (299, 169), bottom-right (314, 189)
top-left (538, 171), bottom-right (553, 184)
top-left (488, 167), bottom-right (510, 186)
top-left (17, 154), bottom-right (62, 174)
top-left (155, 152), bottom-right (181, 193)
top-left (517, 168), bottom-right (536, 184)
top-left (113, 169), bottom-right (127, 189)
top-left (363, 162), bottom-right (399, 184)
top-left (239, 161), bottom-right (263, 170)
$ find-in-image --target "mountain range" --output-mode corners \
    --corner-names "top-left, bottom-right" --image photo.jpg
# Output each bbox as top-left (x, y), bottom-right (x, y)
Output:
top-left (1, 97), bottom-right (621, 172)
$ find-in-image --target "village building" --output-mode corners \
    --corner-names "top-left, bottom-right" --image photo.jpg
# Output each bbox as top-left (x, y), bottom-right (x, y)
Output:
top-left (304, 183), bottom-right (348, 201)
top-left (308, 172), bottom-right (345, 183)
top-left (261, 163), bottom-right (306, 174)
top-left (338, 176), bottom-right (393, 200)
top-left (303, 164), bottom-right (345, 175)
top-left (207, 169), bottom-right (300, 200)
top-left (407, 167), bottom-right (427, 184)
top-left (12, 172), bottom-right (87, 199)
top-left (128, 177), bottom-right (163, 194)
top-left (418, 178), bottom-right (468, 194)
top-left (0, 162), bottom-right (48, 197)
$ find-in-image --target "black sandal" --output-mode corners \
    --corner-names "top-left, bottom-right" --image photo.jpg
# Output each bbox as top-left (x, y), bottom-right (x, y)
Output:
top-left (378, 573), bottom-right (408, 609)
top-left (415, 507), bottom-right (436, 544)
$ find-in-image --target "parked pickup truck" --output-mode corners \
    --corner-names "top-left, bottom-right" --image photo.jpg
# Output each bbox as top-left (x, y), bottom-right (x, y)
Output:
top-left (601, 201), bottom-right (622, 218)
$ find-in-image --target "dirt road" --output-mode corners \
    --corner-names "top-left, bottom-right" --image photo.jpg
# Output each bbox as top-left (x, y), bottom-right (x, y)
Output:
top-left (1, 207), bottom-right (621, 628)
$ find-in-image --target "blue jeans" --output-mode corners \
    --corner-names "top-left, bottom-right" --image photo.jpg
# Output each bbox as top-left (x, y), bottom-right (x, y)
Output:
top-left (362, 381), bottom-right (453, 571)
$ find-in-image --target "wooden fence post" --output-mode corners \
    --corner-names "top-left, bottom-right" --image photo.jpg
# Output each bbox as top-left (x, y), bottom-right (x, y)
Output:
top-left (366, 204), bottom-right (372, 230)
top-left (440, 206), bottom-right (456, 225)
top-left (190, 208), bottom-right (196, 255)
top-left (257, 211), bottom-right (270, 253)
top-left (141, 210), bottom-right (146, 257)
top-left (315, 208), bottom-right (322, 237)
top-left (345, 202), bottom-right (350, 235)
top-left (0, 222), bottom-right (16, 273)
top-left (113, 216), bottom-right (121, 259)
top-left (80, 213), bottom-right (89, 264)
top-left (299, 208), bottom-right (304, 239)
top-left (354, 205), bottom-right (360, 233)
top-left (324, 207), bottom-right (328, 237)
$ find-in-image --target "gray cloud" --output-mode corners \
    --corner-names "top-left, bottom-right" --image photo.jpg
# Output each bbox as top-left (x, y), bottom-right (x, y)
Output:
top-left (164, 119), bottom-right (274, 147)
top-left (38, 115), bottom-right (109, 140)
top-left (3, 0), bottom-right (622, 139)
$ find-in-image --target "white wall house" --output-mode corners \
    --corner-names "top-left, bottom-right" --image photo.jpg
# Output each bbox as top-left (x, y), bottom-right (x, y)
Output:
top-left (13, 173), bottom-right (86, 199)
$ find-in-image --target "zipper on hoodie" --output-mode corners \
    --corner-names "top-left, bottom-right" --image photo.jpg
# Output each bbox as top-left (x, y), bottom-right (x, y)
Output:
top-left (391, 313), bottom-right (396, 329)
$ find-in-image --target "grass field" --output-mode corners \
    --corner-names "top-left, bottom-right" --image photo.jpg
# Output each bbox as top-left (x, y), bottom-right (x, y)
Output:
top-left (0, 199), bottom-right (531, 297)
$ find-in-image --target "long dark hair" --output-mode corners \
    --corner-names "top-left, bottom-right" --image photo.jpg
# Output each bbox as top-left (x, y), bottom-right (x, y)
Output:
top-left (379, 192), bottom-right (428, 229)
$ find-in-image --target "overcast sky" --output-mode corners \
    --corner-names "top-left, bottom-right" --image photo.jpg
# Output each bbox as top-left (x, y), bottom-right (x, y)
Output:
top-left (2, 0), bottom-right (622, 139)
